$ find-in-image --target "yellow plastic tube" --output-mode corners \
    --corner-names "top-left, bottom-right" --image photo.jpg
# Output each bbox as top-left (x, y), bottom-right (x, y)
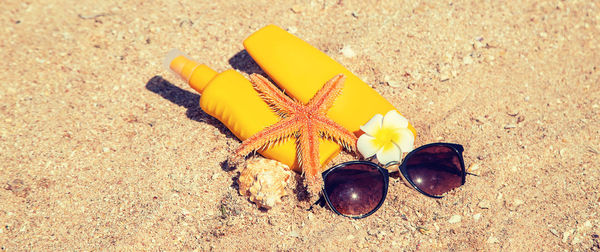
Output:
top-left (163, 49), bottom-right (341, 171)
top-left (243, 25), bottom-right (417, 137)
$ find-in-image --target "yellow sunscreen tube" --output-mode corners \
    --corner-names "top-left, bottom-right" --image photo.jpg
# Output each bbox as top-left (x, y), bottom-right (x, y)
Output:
top-left (244, 25), bottom-right (417, 137)
top-left (163, 49), bottom-right (341, 171)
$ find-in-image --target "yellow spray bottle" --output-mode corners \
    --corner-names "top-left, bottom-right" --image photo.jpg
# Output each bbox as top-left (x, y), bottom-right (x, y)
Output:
top-left (243, 25), bottom-right (417, 137)
top-left (163, 49), bottom-right (341, 170)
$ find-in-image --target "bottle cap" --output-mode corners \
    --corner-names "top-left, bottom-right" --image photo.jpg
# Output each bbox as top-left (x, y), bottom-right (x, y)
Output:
top-left (164, 49), bottom-right (217, 93)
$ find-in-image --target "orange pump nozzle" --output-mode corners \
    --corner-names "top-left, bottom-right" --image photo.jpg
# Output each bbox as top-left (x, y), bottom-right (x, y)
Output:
top-left (163, 49), bottom-right (217, 93)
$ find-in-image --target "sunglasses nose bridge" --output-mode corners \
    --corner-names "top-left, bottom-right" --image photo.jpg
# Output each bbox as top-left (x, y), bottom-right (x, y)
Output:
top-left (382, 161), bottom-right (401, 172)
top-left (382, 161), bottom-right (413, 189)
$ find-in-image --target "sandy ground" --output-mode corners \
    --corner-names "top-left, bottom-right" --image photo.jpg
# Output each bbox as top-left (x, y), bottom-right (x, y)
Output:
top-left (1, 0), bottom-right (599, 251)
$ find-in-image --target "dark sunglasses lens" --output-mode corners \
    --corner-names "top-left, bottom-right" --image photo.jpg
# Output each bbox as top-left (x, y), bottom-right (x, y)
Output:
top-left (324, 163), bottom-right (386, 217)
top-left (404, 145), bottom-right (464, 196)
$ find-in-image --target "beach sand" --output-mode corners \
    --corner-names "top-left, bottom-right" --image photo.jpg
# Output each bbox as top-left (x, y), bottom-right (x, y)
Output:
top-left (1, 0), bottom-right (599, 250)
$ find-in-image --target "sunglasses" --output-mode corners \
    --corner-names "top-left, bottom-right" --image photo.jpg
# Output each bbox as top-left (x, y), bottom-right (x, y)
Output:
top-left (321, 142), bottom-right (468, 219)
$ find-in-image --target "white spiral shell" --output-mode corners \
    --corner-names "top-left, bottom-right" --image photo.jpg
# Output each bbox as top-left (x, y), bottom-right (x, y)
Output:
top-left (238, 158), bottom-right (292, 209)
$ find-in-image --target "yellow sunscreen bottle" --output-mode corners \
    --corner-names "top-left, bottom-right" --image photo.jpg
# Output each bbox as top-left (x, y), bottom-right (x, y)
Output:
top-left (163, 49), bottom-right (341, 170)
top-left (243, 25), bottom-right (417, 137)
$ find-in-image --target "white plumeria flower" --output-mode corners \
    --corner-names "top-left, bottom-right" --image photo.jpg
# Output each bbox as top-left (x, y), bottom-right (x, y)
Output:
top-left (357, 110), bottom-right (415, 165)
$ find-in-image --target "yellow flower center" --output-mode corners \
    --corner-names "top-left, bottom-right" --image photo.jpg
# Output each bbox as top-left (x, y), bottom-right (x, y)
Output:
top-left (372, 127), bottom-right (399, 151)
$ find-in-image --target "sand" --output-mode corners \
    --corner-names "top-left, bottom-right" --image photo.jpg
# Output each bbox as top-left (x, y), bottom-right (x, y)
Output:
top-left (1, 0), bottom-right (599, 250)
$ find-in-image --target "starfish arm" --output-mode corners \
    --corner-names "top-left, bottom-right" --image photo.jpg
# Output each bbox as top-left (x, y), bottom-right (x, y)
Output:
top-left (296, 121), bottom-right (324, 194)
top-left (307, 74), bottom-right (346, 113)
top-left (313, 115), bottom-right (358, 153)
top-left (250, 74), bottom-right (302, 116)
top-left (234, 116), bottom-right (301, 157)
top-left (236, 73), bottom-right (355, 195)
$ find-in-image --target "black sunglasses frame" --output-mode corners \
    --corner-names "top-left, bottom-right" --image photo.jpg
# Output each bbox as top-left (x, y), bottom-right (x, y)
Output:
top-left (321, 142), bottom-right (466, 219)
top-left (398, 142), bottom-right (466, 199)
top-left (321, 160), bottom-right (389, 219)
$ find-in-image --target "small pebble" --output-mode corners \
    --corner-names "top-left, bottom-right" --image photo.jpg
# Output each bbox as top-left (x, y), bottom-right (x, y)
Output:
top-left (384, 75), bottom-right (401, 87)
top-left (289, 230), bottom-right (299, 238)
top-left (487, 236), bottom-right (499, 243)
top-left (507, 111), bottom-right (519, 116)
top-left (467, 163), bottom-right (481, 173)
top-left (559, 149), bottom-right (566, 157)
top-left (387, 80), bottom-right (401, 87)
top-left (562, 229), bottom-right (574, 243)
top-left (290, 5), bottom-right (303, 13)
top-left (473, 40), bottom-right (485, 49)
top-left (181, 208), bottom-right (190, 216)
top-left (478, 200), bottom-right (491, 209)
top-left (415, 210), bottom-right (423, 218)
top-left (439, 72), bottom-right (450, 82)
top-left (287, 26), bottom-right (298, 34)
top-left (514, 199), bottom-right (524, 207)
top-left (463, 55), bottom-right (474, 65)
top-left (307, 212), bottom-right (314, 220)
top-left (347, 234), bottom-right (355, 240)
top-left (340, 45), bottom-right (356, 58)
top-left (473, 213), bottom-right (482, 221)
top-left (549, 228), bottom-right (559, 237)
top-left (417, 227), bottom-right (431, 235)
top-left (444, 52), bottom-right (453, 61)
top-left (448, 215), bottom-right (462, 224)
top-left (411, 70), bottom-right (422, 81)
top-left (102, 147), bottom-right (110, 152)
top-left (572, 235), bottom-right (581, 245)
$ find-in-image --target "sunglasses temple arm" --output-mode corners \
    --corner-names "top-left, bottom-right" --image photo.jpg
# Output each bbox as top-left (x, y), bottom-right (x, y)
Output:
top-left (466, 171), bottom-right (479, 177)
top-left (308, 196), bottom-right (326, 211)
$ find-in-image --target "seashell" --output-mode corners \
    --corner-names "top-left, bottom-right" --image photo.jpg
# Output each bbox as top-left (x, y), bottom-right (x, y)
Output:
top-left (238, 158), bottom-right (292, 209)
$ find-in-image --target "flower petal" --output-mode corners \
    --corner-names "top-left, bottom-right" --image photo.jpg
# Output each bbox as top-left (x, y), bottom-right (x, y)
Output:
top-left (357, 134), bottom-right (380, 158)
top-left (393, 128), bottom-right (415, 153)
top-left (375, 143), bottom-right (402, 165)
top-left (382, 110), bottom-right (408, 129)
top-left (359, 113), bottom-right (383, 136)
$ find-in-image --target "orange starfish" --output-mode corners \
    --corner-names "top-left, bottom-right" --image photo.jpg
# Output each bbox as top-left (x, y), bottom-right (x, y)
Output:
top-left (234, 73), bottom-right (357, 194)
